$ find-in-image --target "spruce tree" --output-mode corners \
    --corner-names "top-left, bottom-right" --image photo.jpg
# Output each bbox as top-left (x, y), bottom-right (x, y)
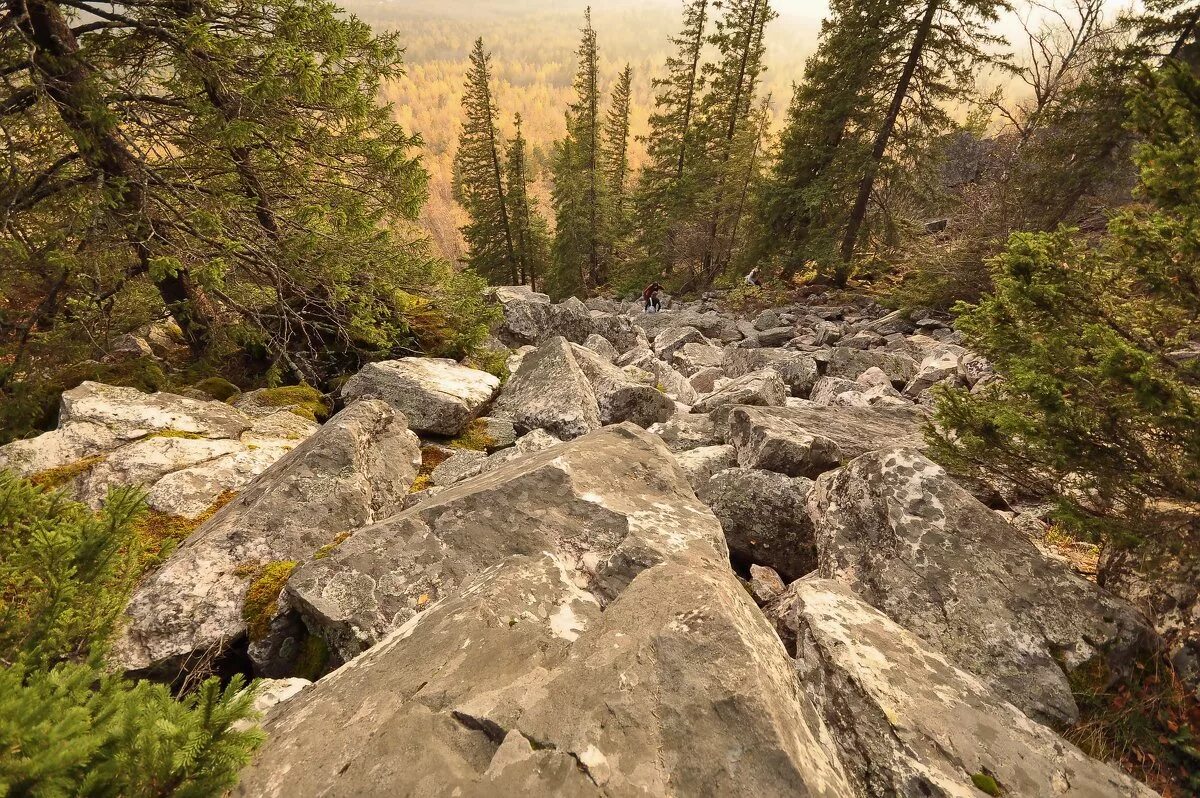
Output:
top-left (504, 115), bottom-right (551, 292)
top-left (1, 0), bottom-right (493, 394)
top-left (602, 64), bottom-right (635, 272)
top-left (834, 0), bottom-right (1010, 281)
top-left (550, 8), bottom-right (607, 293)
top-left (454, 38), bottom-right (519, 286)
top-left (633, 0), bottom-right (710, 282)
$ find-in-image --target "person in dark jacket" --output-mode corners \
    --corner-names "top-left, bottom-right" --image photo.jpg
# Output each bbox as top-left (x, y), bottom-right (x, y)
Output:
top-left (642, 282), bottom-right (663, 313)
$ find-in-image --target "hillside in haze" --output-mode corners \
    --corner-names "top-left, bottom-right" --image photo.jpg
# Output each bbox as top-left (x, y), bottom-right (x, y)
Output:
top-left (344, 0), bottom-right (823, 260)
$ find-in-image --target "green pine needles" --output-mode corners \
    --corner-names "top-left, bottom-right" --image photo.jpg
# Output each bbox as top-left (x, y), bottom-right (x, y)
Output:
top-left (930, 60), bottom-right (1200, 549)
top-left (0, 472), bottom-right (264, 796)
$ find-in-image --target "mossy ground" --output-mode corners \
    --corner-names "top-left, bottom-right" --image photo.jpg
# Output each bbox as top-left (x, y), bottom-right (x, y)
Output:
top-left (292, 633), bottom-right (332, 681)
top-left (409, 446), bottom-right (451, 493)
top-left (970, 772), bottom-right (1001, 796)
top-left (29, 455), bottom-right (108, 489)
top-left (246, 385), bottom-right (329, 422)
top-left (192, 377), bottom-right (241, 401)
top-left (241, 561), bottom-right (299, 641)
top-left (448, 419), bottom-right (497, 452)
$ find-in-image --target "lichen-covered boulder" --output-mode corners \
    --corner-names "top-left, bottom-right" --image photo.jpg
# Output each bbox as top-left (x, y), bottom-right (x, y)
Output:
top-left (284, 424), bottom-right (731, 661)
top-left (722, 347), bottom-right (819, 397)
top-left (492, 337), bottom-right (601, 440)
top-left (340, 358), bottom-right (500, 436)
top-left (570, 344), bottom-right (674, 428)
top-left (647, 414), bottom-right (720, 453)
top-left (112, 400), bottom-right (420, 677)
top-left (488, 285), bottom-right (554, 345)
top-left (691, 369), bottom-right (787, 414)
top-left (767, 579), bottom-right (1159, 798)
top-left (671, 444), bottom-right (737, 493)
top-left (809, 449), bottom-right (1160, 726)
top-left (724, 404), bottom-right (925, 478)
top-left (824, 346), bottom-right (916, 386)
top-left (700, 467), bottom-right (816, 581)
top-left (232, 430), bottom-right (854, 798)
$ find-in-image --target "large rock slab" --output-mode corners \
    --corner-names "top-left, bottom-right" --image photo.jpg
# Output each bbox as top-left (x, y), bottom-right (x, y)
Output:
top-left (810, 448), bottom-right (1159, 726)
top-left (569, 344), bottom-right (674, 427)
top-left (232, 448), bottom-right (854, 796)
top-left (285, 424), bottom-right (727, 661)
top-left (691, 369), bottom-right (787, 414)
top-left (0, 382), bottom-right (313, 517)
top-left (633, 309), bottom-right (742, 342)
top-left (492, 337), bottom-right (601, 440)
top-left (700, 468), bottom-right (816, 582)
top-left (767, 579), bottom-right (1158, 798)
top-left (723, 348), bottom-right (819, 397)
top-left (113, 400), bottom-right (420, 676)
top-left (340, 358), bottom-right (500, 436)
top-left (724, 403), bottom-right (926, 478)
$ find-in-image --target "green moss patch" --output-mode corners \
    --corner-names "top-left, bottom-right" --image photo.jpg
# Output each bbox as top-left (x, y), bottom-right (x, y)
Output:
top-left (409, 446), bottom-right (450, 493)
top-left (292, 633), bottom-right (332, 681)
top-left (970, 772), bottom-right (1001, 796)
top-left (192, 376), bottom-right (241, 401)
top-left (29, 455), bottom-right (108, 489)
top-left (313, 532), bottom-right (352, 560)
top-left (242, 560), bottom-right (298, 641)
top-left (132, 490), bottom-right (237, 566)
top-left (449, 419), bottom-right (497, 452)
top-left (250, 385), bottom-right (329, 422)
top-left (148, 429), bottom-right (206, 440)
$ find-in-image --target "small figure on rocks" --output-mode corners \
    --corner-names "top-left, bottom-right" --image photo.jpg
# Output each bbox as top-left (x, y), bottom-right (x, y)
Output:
top-left (642, 281), bottom-right (664, 313)
top-left (745, 267), bottom-right (763, 288)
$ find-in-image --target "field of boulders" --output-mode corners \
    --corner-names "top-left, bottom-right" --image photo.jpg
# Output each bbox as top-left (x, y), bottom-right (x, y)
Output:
top-left (0, 285), bottom-right (1182, 797)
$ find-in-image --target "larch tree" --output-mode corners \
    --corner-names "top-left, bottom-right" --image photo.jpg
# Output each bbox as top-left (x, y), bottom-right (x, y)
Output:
top-left (505, 114), bottom-right (551, 292)
top-left (693, 0), bottom-right (775, 287)
top-left (835, 0), bottom-right (1012, 282)
top-left (454, 38), bottom-right (519, 285)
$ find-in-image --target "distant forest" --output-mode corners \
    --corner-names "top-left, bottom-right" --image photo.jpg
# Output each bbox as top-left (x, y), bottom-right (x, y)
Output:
top-left (345, 0), bottom-right (819, 262)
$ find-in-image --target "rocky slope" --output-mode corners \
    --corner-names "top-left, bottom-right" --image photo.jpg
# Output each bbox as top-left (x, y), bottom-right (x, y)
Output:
top-left (1, 286), bottom-right (1179, 796)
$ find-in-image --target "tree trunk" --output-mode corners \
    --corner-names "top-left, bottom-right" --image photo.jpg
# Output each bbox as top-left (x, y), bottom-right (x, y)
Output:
top-left (20, 0), bottom-right (211, 354)
top-left (837, 0), bottom-right (939, 285)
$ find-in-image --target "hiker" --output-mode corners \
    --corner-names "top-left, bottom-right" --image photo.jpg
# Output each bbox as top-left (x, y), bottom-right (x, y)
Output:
top-left (744, 267), bottom-right (763, 288)
top-left (642, 282), bottom-right (663, 313)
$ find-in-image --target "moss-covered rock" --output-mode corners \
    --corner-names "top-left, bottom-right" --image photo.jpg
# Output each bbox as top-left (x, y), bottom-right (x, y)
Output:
top-left (242, 561), bottom-right (298, 641)
top-left (192, 377), bottom-right (242, 402)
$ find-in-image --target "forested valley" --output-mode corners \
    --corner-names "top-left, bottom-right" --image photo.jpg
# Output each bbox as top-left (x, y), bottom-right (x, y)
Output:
top-left (2, 0), bottom-right (1199, 794)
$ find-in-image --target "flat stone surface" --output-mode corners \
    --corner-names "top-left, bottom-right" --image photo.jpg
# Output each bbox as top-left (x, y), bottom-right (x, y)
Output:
top-left (340, 358), bottom-right (500, 436)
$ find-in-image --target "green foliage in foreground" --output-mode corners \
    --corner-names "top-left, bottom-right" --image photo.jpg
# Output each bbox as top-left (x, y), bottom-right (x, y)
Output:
top-left (0, 472), bottom-right (263, 796)
top-left (930, 61), bottom-right (1200, 548)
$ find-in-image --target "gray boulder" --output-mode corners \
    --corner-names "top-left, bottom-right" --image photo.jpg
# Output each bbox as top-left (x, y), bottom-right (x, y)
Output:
top-left (232, 430), bottom-right (854, 797)
top-left (340, 358), bottom-right (500, 436)
top-left (672, 342), bottom-right (724, 376)
top-left (285, 424), bottom-right (731, 661)
top-left (488, 285), bottom-right (554, 345)
top-left (633, 309), bottom-right (743, 342)
top-left (691, 369), bottom-right (787, 414)
top-left (809, 448), bottom-right (1160, 726)
top-left (492, 337), bottom-right (601, 440)
top-left (582, 333), bottom-right (618, 362)
top-left (647, 414), bottom-right (719, 453)
top-left (824, 347), bottom-right (916, 386)
top-left (767, 579), bottom-right (1158, 798)
top-left (700, 467), bottom-right (816, 581)
top-left (652, 325), bottom-right (710, 361)
top-left (671, 444), bottom-right (737, 493)
top-left (904, 347), bottom-right (963, 396)
top-left (724, 404), bottom-right (926, 478)
top-left (113, 400), bottom-right (420, 676)
top-left (722, 347), bottom-right (819, 397)
top-left (570, 344), bottom-right (674, 428)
